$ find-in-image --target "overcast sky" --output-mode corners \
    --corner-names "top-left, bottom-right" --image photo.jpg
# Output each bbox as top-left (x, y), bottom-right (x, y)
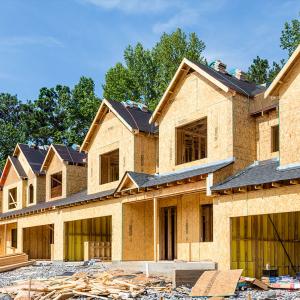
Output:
top-left (0, 0), bottom-right (299, 101)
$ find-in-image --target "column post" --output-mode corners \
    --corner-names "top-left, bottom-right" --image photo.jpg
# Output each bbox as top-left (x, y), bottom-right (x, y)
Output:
top-left (153, 197), bottom-right (158, 262)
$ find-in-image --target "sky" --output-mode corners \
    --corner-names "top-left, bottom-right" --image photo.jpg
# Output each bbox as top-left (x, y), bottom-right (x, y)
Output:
top-left (0, 0), bottom-right (299, 101)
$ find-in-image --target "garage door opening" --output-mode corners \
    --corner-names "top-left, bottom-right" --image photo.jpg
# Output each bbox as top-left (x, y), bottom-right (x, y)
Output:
top-left (64, 216), bottom-right (112, 261)
top-left (231, 212), bottom-right (300, 278)
top-left (23, 224), bottom-right (54, 259)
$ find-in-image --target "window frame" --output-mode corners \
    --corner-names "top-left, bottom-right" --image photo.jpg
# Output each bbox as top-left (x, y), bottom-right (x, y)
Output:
top-left (200, 204), bottom-right (213, 242)
top-left (50, 171), bottom-right (63, 198)
top-left (8, 187), bottom-right (18, 210)
top-left (28, 184), bottom-right (34, 204)
top-left (99, 149), bottom-right (120, 185)
top-left (271, 124), bottom-right (279, 153)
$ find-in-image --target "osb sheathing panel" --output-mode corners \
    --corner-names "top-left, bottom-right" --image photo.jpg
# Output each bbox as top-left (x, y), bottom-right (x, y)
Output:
top-left (213, 184), bottom-right (300, 271)
top-left (87, 111), bottom-right (134, 194)
top-left (45, 153), bottom-right (66, 201)
top-left (1, 223), bottom-right (18, 255)
top-left (157, 72), bottom-right (233, 173)
top-left (134, 134), bottom-right (157, 175)
top-left (2, 180), bottom-right (26, 213)
top-left (123, 201), bottom-right (154, 261)
top-left (13, 198), bottom-right (122, 261)
top-left (158, 193), bottom-right (213, 261)
top-left (249, 93), bottom-right (278, 114)
top-left (255, 110), bottom-right (279, 161)
top-left (66, 165), bottom-right (87, 196)
top-left (232, 94), bottom-right (256, 172)
top-left (278, 60), bottom-right (300, 166)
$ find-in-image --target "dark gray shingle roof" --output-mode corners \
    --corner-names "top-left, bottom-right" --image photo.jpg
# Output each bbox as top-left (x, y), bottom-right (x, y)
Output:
top-left (18, 144), bottom-right (47, 174)
top-left (192, 61), bottom-right (265, 97)
top-left (212, 159), bottom-right (300, 191)
top-left (0, 189), bottom-right (114, 219)
top-left (107, 99), bottom-right (157, 134)
top-left (126, 159), bottom-right (234, 189)
top-left (53, 144), bottom-right (86, 165)
top-left (9, 156), bottom-right (27, 178)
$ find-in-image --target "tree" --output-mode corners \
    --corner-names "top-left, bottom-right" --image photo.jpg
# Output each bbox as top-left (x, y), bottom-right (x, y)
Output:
top-left (22, 85), bottom-right (70, 146)
top-left (103, 28), bottom-right (206, 110)
top-left (62, 77), bottom-right (100, 145)
top-left (280, 15), bottom-right (300, 57)
top-left (247, 56), bottom-right (270, 84)
top-left (0, 93), bottom-right (27, 170)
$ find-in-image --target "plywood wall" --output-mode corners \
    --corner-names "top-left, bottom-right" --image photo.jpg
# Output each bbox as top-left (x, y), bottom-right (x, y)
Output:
top-left (158, 72), bottom-right (234, 173)
top-left (278, 59), bottom-right (300, 166)
top-left (23, 224), bottom-right (53, 259)
top-left (123, 201), bottom-right (154, 261)
top-left (66, 165), bottom-right (87, 196)
top-left (87, 111), bottom-right (135, 194)
top-left (255, 110), bottom-right (279, 161)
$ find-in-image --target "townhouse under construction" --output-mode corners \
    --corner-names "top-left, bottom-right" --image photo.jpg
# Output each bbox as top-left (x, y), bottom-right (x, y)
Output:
top-left (0, 45), bottom-right (299, 279)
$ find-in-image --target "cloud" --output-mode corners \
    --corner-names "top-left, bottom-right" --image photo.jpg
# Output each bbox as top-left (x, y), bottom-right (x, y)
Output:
top-left (153, 8), bottom-right (199, 34)
top-left (0, 36), bottom-right (64, 48)
top-left (82, 0), bottom-right (181, 14)
top-left (152, 0), bottom-right (228, 34)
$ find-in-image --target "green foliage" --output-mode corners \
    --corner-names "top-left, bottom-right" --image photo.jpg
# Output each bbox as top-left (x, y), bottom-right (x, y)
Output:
top-left (0, 77), bottom-right (99, 170)
top-left (280, 15), bottom-right (300, 57)
top-left (0, 93), bottom-right (27, 170)
top-left (103, 28), bottom-right (206, 110)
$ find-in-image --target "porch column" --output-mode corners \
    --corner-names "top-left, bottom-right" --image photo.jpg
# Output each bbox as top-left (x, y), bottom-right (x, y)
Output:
top-left (17, 223), bottom-right (23, 253)
top-left (153, 197), bottom-right (158, 261)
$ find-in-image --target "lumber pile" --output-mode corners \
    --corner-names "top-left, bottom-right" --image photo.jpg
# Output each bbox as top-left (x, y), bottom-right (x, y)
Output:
top-left (0, 269), bottom-right (173, 299)
top-left (0, 253), bottom-right (34, 272)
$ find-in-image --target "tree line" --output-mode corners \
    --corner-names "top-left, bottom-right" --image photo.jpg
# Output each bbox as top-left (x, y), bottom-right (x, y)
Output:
top-left (0, 14), bottom-right (299, 170)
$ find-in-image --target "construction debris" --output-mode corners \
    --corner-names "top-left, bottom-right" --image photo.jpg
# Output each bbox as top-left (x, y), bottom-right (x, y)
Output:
top-left (0, 268), bottom-right (184, 300)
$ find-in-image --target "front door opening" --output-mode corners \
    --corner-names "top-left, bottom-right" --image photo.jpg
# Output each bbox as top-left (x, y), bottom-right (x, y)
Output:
top-left (160, 206), bottom-right (177, 260)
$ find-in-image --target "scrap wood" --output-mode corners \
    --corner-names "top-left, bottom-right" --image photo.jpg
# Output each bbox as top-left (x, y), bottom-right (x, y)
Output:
top-left (190, 269), bottom-right (243, 297)
top-left (241, 277), bottom-right (269, 290)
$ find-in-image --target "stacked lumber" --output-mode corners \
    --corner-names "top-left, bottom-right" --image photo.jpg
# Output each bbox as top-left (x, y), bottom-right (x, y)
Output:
top-left (0, 253), bottom-right (34, 272)
top-left (0, 269), bottom-right (173, 299)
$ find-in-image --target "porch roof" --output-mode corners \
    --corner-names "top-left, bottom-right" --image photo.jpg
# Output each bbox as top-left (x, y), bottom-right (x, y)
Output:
top-left (211, 159), bottom-right (300, 193)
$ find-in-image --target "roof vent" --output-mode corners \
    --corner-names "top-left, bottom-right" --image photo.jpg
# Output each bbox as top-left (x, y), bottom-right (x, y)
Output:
top-left (234, 68), bottom-right (247, 81)
top-left (121, 100), bottom-right (148, 112)
top-left (213, 60), bottom-right (227, 73)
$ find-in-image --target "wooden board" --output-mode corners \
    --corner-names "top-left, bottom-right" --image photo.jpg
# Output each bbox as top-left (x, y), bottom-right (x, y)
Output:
top-left (190, 269), bottom-right (243, 297)
top-left (173, 269), bottom-right (208, 287)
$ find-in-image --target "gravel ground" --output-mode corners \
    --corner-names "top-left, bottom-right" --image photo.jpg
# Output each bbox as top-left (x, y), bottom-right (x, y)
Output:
top-left (0, 261), bottom-right (109, 288)
top-left (0, 263), bottom-right (300, 299)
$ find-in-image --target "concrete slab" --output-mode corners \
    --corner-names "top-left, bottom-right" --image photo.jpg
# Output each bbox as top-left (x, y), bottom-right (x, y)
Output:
top-left (111, 260), bottom-right (216, 277)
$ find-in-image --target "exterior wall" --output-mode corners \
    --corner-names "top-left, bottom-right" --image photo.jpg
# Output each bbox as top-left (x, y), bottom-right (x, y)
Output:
top-left (158, 72), bottom-right (233, 173)
top-left (278, 59), bottom-right (300, 166)
top-left (213, 184), bottom-right (300, 271)
top-left (232, 94), bottom-right (257, 171)
top-left (87, 111), bottom-right (135, 194)
top-left (5, 198), bottom-right (123, 261)
top-left (134, 134), bottom-right (157, 174)
top-left (255, 110), bottom-right (279, 161)
top-left (2, 166), bottom-right (26, 213)
top-left (45, 154), bottom-right (67, 201)
top-left (66, 164), bottom-right (87, 196)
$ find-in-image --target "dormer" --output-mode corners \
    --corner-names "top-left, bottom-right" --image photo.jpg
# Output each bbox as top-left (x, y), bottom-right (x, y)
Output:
top-left (81, 99), bottom-right (158, 194)
top-left (41, 144), bottom-right (87, 201)
top-left (265, 45), bottom-right (300, 169)
top-left (150, 58), bottom-right (264, 174)
top-left (0, 144), bottom-right (47, 212)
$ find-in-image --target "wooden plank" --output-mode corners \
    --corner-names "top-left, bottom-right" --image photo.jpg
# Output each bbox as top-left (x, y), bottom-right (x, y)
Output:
top-left (190, 269), bottom-right (243, 297)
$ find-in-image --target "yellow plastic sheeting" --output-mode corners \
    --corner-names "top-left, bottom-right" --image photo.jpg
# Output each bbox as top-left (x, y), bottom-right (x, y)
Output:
top-left (64, 216), bottom-right (112, 261)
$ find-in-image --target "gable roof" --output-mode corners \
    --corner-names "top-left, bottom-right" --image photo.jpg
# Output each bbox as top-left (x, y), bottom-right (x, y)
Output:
top-left (265, 44), bottom-right (300, 98)
top-left (211, 159), bottom-right (300, 192)
top-left (116, 158), bottom-right (234, 192)
top-left (14, 144), bottom-right (47, 175)
top-left (81, 99), bottom-right (157, 152)
top-left (41, 144), bottom-right (86, 171)
top-left (150, 58), bottom-right (265, 123)
top-left (0, 156), bottom-right (27, 186)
